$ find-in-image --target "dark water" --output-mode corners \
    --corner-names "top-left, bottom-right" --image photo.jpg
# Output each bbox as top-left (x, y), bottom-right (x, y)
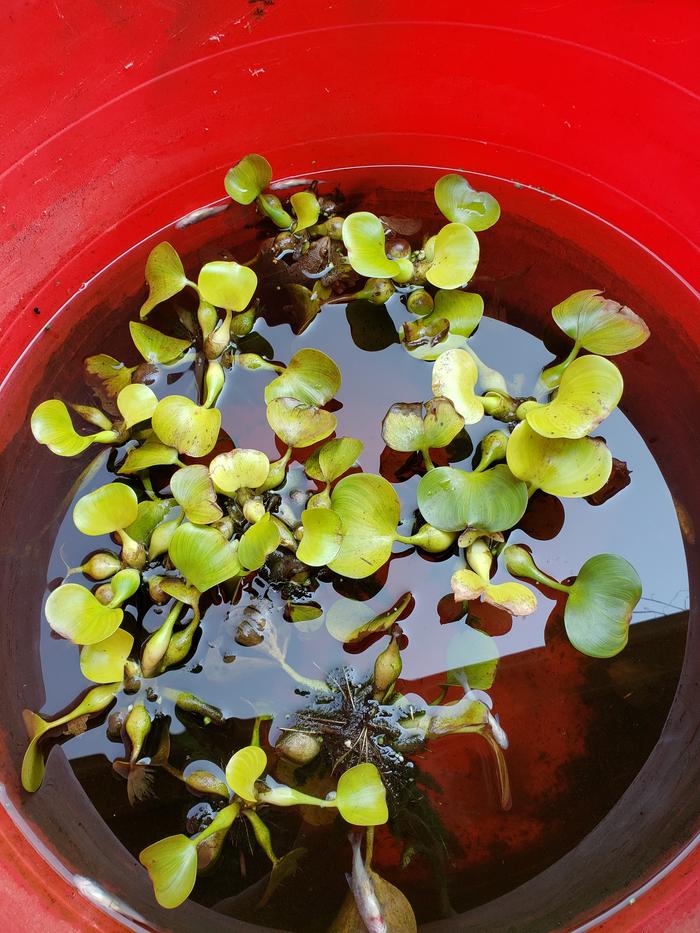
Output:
top-left (24, 197), bottom-right (689, 930)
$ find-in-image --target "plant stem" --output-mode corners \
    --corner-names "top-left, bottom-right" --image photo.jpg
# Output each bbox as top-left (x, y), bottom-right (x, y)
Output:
top-left (420, 447), bottom-right (434, 471)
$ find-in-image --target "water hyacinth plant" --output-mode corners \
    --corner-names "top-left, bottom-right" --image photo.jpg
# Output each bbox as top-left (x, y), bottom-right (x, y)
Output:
top-left (23, 154), bottom-right (652, 926)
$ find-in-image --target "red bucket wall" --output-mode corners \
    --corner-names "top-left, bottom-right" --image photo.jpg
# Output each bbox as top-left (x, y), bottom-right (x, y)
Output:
top-left (0, 2), bottom-right (698, 930)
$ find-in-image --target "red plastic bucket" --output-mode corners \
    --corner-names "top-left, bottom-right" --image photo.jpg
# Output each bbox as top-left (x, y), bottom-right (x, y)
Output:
top-left (1, 2), bottom-right (698, 930)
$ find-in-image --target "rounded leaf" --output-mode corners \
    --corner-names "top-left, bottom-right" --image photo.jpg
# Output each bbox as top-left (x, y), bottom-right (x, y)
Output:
top-left (290, 191), bottom-right (321, 232)
top-left (238, 513), bottom-right (281, 571)
top-left (266, 398), bottom-right (336, 448)
top-left (426, 223), bottom-right (480, 290)
top-left (31, 399), bottom-right (113, 457)
top-left (432, 349), bottom-right (484, 424)
top-left (118, 440), bottom-right (181, 474)
top-left (152, 395), bottom-right (222, 457)
top-left (297, 508), bottom-right (343, 566)
top-left (224, 153), bottom-right (273, 205)
top-left (168, 523), bottom-right (242, 592)
top-left (171, 465), bottom-right (223, 524)
top-left (381, 398), bottom-right (464, 452)
top-left (429, 289), bottom-right (484, 337)
top-left (198, 261), bottom-right (257, 312)
top-left (565, 554), bottom-right (642, 658)
top-left (80, 628), bottom-right (134, 683)
top-left (129, 321), bottom-right (191, 364)
top-left (73, 483), bottom-right (139, 535)
top-left (264, 348), bottom-right (341, 407)
top-left (116, 383), bottom-right (158, 428)
top-left (328, 474), bottom-right (400, 578)
top-left (335, 763), bottom-right (388, 826)
top-left (526, 355), bottom-right (623, 439)
top-left (139, 835), bottom-right (198, 909)
top-left (552, 289), bottom-right (650, 355)
top-left (209, 448), bottom-right (270, 495)
top-left (506, 421), bottom-right (612, 497)
top-left (125, 498), bottom-right (174, 545)
top-left (482, 580), bottom-right (538, 616)
top-left (450, 568), bottom-right (487, 602)
top-left (45, 584), bottom-right (123, 645)
top-left (434, 174), bottom-right (501, 231)
top-left (342, 212), bottom-right (399, 278)
top-left (417, 464), bottom-right (528, 533)
top-left (225, 745), bottom-right (267, 802)
top-left (139, 242), bottom-right (188, 320)
top-left (304, 437), bottom-right (364, 483)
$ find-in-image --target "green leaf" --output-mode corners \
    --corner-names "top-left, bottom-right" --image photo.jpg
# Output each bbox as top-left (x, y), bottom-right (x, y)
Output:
top-left (506, 421), bottom-right (612, 497)
top-left (152, 395), bottom-right (222, 457)
top-left (304, 437), bottom-right (363, 483)
top-left (108, 568), bottom-right (141, 605)
top-left (565, 554), bottom-right (642, 658)
top-left (225, 153), bottom-right (273, 205)
top-left (434, 174), bottom-right (501, 231)
top-left (168, 523), bottom-right (242, 591)
top-left (45, 584), bottom-right (123, 645)
top-left (116, 383), bottom-right (158, 428)
top-left (30, 399), bottom-right (117, 457)
top-left (84, 354), bottom-right (136, 411)
top-left (395, 523), bottom-right (457, 553)
top-left (139, 835), bottom-right (198, 909)
top-left (149, 518), bottom-right (181, 559)
top-left (209, 448), bottom-right (270, 495)
top-left (22, 684), bottom-right (120, 792)
top-left (381, 398), bottom-right (464, 453)
top-left (266, 398), bottom-right (336, 448)
top-left (335, 763), bottom-right (388, 826)
top-left (198, 261), bottom-right (257, 312)
top-left (290, 191), bottom-right (321, 232)
top-left (297, 508), bottom-right (343, 566)
top-left (424, 289), bottom-right (484, 337)
top-left (446, 626), bottom-right (499, 689)
top-left (238, 513), bottom-right (281, 571)
top-left (526, 355), bottom-right (623, 439)
top-left (264, 348), bottom-right (341, 407)
top-left (342, 212), bottom-right (400, 278)
top-left (451, 569), bottom-right (537, 616)
top-left (552, 289), bottom-right (650, 355)
top-left (417, 464), bottom-right (528, 533)
top-left (326, 592), bottom-right (411, 644)
top-left (431, 348), bottom-right (484, 424)
top-left (426, 223), bottom-right (480, 290)
top-left (80, 628), bottom-right (134, 683)
top-left (118, 440), bottom-right (181, 474)
top-left (328, 474), bottom-right (400, 578)
top-left (129, 321), bottom-right (191, 364)
top-left (170, 465), bottom-right (223, 524)
top-left (258, 192), bottom-right (294, 228)
top-left (73, 482), bottom-right (139, 535)
top-left (139, 242), bottom-right (188, 320)
top-left (225, 745), bottom-right (267, 802)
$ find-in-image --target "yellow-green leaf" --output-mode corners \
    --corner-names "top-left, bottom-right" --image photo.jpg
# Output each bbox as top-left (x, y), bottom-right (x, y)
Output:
top-left (170, 465), bottom-right (223, 524)
top-left (225, 745), bottom-right (267, 802)
top-left (434, 173), bottom-right (501, 231)
top-left (552, 289), bottom-right (650, 355)
top-left (152, 395), bottom-right (221, 457)
top-left (224, 153), bottom-right (273, 205)
top-left (80, 628), bottom-right (134, 683)
top-left (139, 242), bottom-right (188, 320)
top-left (116, 383), bottom-right (158, 428)
top-left (168, 523), bottom-right (242, 591)
top-left (73, 482), bottom-right (139, 535)
top-left (426, 223), bottom-right (479, 290)
top-left (197, 261), bottom-right (257, 312)
top-left (342, 212), bottom-right (400, 279)
top-left (328, 474), bottom-right (400, 579)
top-left (209, 448), bottom-right (270, 495)
top-left (129, 321), bottom-right (191, 364)
top-left (139, 835), bottom-right (198, 909)
top-left (526, 355), bottom-right (623, 439)
top-left (30, 399), bottom-right (117, 457)
top-left (506, 421), bottom-right (612, 497)
top-left (431, 348), bottom-right (484, 424)
top-left (45, 584), bottom-right (123, 645)
top-left (264, 348), bottom-right (341, 407)
top-left (266, 398), bottom-right (336, 448)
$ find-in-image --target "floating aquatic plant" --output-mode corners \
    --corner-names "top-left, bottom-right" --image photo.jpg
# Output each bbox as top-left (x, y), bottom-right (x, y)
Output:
top-left (23, 154), bottom-right (652, 922)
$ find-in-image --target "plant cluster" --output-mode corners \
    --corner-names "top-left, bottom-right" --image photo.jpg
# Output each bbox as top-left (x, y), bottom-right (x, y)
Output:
top-left (23, 154), bottom-right (650, 927)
